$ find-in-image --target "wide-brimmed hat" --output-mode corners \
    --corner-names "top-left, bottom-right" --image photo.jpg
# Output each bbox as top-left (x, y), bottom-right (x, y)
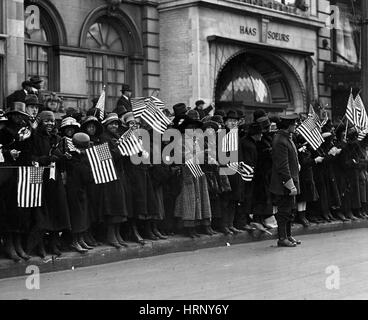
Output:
top-left (120, 83), bottom-right (131, 92)
top-left (257, 116), bottom-right (271, 130)
top-left (173, 103), bottom-right (189, 117)
top-left (224, 110), bottom-right (239, 121)
top-left (72, 132), bottom-right (91, 149)
top-left (25, 94), bottom-right (43, 107)
top-left (5, 102), bottom-right (29, 117)
top-left (180, 110), bottom-right (202, 129)
top-left (29, 76), bottom-right (43, 85)
top-left (81, 116), bottom-right (103, 136)
top-left (0, 110), bottom-right (8, 122)
top-left (211, 115), bottom-right (225, 127)
top-left (121, 112), bottom-right (136, 125)
top-left (102, 113), bottom-right (121, 126)
top-left (202, 120), bottom-right (219, 132)
top-left (60, 116), bottom-right (81, 129)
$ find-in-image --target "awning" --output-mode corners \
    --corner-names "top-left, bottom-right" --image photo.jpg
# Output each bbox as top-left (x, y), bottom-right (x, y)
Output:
top-left (324, 62), bottom-right (361, 89)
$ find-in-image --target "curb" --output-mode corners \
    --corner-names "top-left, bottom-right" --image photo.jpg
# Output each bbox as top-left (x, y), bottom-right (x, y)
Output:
top-left (1, 219), bottom-right (368, 280)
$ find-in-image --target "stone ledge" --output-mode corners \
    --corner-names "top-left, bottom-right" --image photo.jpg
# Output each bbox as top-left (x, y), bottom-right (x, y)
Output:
top-left (1, 219), bottom-right (367, 280)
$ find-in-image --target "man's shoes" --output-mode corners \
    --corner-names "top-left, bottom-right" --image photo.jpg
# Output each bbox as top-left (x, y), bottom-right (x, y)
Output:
top-left (288, 236), bottom-right (301, 245)
top-left (277, 239), bottom-right (297, 248)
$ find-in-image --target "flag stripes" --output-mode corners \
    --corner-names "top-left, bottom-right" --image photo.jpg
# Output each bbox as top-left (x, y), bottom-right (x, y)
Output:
top-left (95, 88), bottom-right (105, 120)
top-left (222, 129), bottom-right (238, 152)
top-left (227, 162), bottom-right (254, 182)
top-left (17, 166), bottom-right (44, 208)
top-left (131, 97), bottom-right (147, 118)
top-left (345, 91), bottom-right (355, 126)
top-left (296, 107), bottom-right (324, 151)
top-left (141, 102), bottom-right (171, 134)
top-left (148, 96), bottom-right (165, 110)
top-left (65, 137), bottom-right (78, 152)
top-left (185, 158), bottom-right (205, 179)
top-left (118, 128), bottom-right (143, 156)
top-left (86, 143), bottom-right (117, 184)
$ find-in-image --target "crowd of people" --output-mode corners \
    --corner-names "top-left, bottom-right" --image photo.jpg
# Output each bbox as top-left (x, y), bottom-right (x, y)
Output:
top-left (1, 78), bottom-right (368, 262)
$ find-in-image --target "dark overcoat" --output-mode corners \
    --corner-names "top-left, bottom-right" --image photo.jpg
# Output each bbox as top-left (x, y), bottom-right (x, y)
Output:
top-left (270, 130), bottom-right (300, 196)
top-left (31, 127), bottom-right (71, 232)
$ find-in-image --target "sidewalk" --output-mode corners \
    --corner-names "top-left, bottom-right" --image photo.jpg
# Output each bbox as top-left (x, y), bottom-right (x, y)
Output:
top-left (1, 219), bottom-right (368, 280)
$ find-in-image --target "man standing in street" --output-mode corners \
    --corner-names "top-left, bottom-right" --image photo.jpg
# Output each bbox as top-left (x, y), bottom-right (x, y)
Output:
top-left (270, 114), bottom-right (301, 248)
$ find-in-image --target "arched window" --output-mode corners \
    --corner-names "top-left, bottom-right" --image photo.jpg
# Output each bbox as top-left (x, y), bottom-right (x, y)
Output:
top-left (215, 53), bottom-right (292, 111)
top-left (24, 2), bottom-right (61, 91)
top-left (85, 17), bottom-right (127, 111)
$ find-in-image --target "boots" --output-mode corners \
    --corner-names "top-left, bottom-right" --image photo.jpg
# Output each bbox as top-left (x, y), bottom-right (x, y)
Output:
top-left (332, 210), bottom-right (350, 222)
top-left (106, 225), bottom-right (122, 248)
top-left (14, 233), bottom-right (30, 260)
top-left (26, 227), bottom-right (42, 256)
top-left (295, 211), bottom-right (310, 228)
top-left (4, 233), bottom-right (21, 262)
top-left (185, 227), bottom-right (197, 239)
top-left (345, 211), bottom-right (358, 221)
top-left (84, 230), bottom-right (98, 247)
top-left (352, 209), bottom-right (364, 219)
top-left (144, 221), bottom-right (159, 241)
top-left (49, 232), bottom-right (62, 256)
top-left (130, 223), bottom-right (145, 245)
top-left (70, 234), bottom-right (88, 253)
top-left (286, 222), bottom-right (301, 245)
top-left (152, 221), bottom-right (168, 240)
top-left (115, 224), bottom-right (128, 247)
top-left (78, 233), bottom-right (94, 250)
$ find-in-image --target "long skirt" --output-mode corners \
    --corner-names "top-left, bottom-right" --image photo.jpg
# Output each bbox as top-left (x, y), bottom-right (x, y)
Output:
top-left (174, 167), bottom-right (211, 228)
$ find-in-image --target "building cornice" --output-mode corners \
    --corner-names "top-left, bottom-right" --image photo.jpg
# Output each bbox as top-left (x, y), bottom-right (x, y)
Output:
top-left (158, 0), bottom-right (326, 29)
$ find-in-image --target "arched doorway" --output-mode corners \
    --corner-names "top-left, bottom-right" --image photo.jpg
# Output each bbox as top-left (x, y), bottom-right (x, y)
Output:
top-left (215, 51), bottom-right (304, 119)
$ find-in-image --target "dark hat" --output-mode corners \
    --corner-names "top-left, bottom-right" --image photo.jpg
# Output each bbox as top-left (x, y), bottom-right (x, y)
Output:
top-left (173, 103), bottom-right (189, 117)
top-left (237, 109), bottom-right (245, 119)
top-left (5, 102), bottom-right (29, 117)
top-left (0, 110), bottom-right (8, 122)
top-left (253, 109), bottom-right (267, 121)
top-left (25, 94), bottom-right (43, 107)
top-left (186, 109), bottom-right (200, 121)
top-left (21, 80), bottom-right (32, 89)
top-left (211, 115), bottom-right (225, 126)
top-left (248, 122), bottom-right (263, 136)
top-left (102, 113), bottom-right (120, 126)
top-left (81, 116), bottom-right (103, 136)
top-left (214, 109), bottom-right (226, 118)
top-left (280, 113), bottom-right (299, 121)
top-left (224, 110), bottom-right (239, 121)
top-left (120, 83), bottom-right (131, 92)
top-left (39, 110), bottom-right (55, 122)
top-left (29, 76), bottom-right (43, 84)
top-left (256, 116), bottom-right (271, 130)
top-left (202, 120), bottom-right (219, 132)
top-left (72, 132), bottom-right (90, 149)
top-left (195, 100), bottom-right (205, 107)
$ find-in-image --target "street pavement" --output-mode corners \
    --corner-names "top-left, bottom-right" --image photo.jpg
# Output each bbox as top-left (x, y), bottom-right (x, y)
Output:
top-left (1, 228), bottom-right (368, 300)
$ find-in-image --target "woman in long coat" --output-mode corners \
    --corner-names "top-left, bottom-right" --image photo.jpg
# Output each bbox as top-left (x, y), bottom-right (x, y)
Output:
top-left (174, 110), bottom-right (212, 238)
top-left (80, 116), bottom-right (105, 245)
top-left (31, 111), bottom-right (71, 257)
top-left (100, 113), bottom-right (130, 248)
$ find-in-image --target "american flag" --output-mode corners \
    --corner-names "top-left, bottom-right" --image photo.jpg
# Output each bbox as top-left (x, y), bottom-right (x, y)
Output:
top-left (65, 137), bottom-right (78, 152)
top-left (118, 128), bottom-right (143, 156)
top-left (296, 107), bottom-right (324, 151)
top-left (95, 88), bottom-right (106, 121)
top-left (185, 158), bottom-right (205, 179)
top-left (227, 162), bottom-right (254, 182)
top-left (86, 143), bottom-right (117, 184)
top-left (149, 96), bottom-right (165, 110)
top-left (354, 94), bottom-right (368, 141)
top-left (345, 90), bottom-right (356, 127)
top-left (17, 166), bottom-right (44, 208)
top-left (222, 129), bottom-right (238, 152)
top-left (132, 97), bottom-right (147, 118)
top-left (141, 98), bottom-right (171, 134)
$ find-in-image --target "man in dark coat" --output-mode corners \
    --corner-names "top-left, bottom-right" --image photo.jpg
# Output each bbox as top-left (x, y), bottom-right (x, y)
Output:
top-left (114, 83), bottom-right (132, 115)
top-left (270, 114), bottom-right (301, 247)
top-left (194, 100), bottom-right (213, 120)
top-left (6, 81), bottom-right (33, 109)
